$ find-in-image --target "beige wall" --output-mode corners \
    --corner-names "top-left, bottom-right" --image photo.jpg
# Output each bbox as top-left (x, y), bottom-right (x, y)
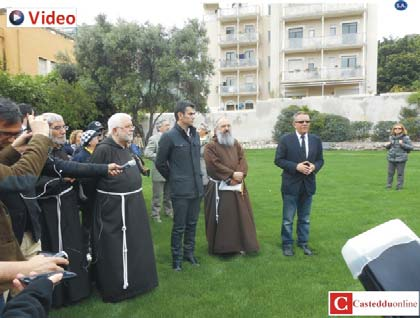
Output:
top-left (0, 13), bottom-right (74, 75)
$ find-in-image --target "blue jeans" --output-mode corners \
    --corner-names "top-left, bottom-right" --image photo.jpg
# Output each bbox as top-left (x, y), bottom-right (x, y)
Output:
top-left (281, 192), bottom-right (313, 246)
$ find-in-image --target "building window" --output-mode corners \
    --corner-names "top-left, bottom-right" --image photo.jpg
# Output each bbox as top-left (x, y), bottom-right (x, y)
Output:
top-left (244, 25), bottom-right (254, 34)
top-left (268, 30), bottom-right (271, 43)
top-left (342, 22), bottom-right (357, 34)
top-left (268, 56), bottom-right (271, 67)
top-left (329, 25), bottom-right (337, 36)
top-left (226, 101), bottom-right (236, 111)
top-left (245, 100), bottom-right (254, 110)
top-left (226, 51), bottom-right (236, 61)
top-left (342, 22), bottom-right (358, 44)
top-left (341, 55), bottom-right (357, 68)
top-left (268, 81), bottom-right (271, 93)
top-left (268, 4), bottom-right (271, 15)
top-left (288, 27), bottom-right (303, 49)
top-left (38, 58), bottom-right (48, 75)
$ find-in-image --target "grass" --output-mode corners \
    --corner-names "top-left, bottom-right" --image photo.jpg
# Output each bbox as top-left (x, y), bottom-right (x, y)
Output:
top-left (50, 149), bottom-right (420, 318)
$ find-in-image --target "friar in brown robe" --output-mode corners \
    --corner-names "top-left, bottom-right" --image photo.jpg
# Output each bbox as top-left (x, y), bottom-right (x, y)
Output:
top-left (203, 117), bottom-right (259, 255)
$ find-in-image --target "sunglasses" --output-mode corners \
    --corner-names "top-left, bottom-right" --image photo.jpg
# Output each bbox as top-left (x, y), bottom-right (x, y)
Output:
top-left (0, 129), bottom-right (23, 137)
top-left (295, 120), bottom-right (311, 124)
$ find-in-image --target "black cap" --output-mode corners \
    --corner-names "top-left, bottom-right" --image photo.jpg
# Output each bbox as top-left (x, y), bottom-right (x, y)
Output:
top-left (86, 121), bottom-right (104, 132)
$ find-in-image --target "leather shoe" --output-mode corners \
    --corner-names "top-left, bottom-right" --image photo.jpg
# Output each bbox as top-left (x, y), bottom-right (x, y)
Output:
top-left (298, 244), bottom-right (313, 256)
top-left (172, 261), bottom-right (182, 271)
top-left (183, 255), bottom-right (200, 266)
top-left (282, 245), bottom-right (294, 256)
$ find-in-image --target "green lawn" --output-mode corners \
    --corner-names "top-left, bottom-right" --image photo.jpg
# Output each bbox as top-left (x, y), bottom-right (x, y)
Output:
top-left (51, 150), bottom-right (420, 318)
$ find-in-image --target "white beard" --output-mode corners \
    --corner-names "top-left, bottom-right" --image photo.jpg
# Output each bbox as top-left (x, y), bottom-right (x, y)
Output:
top-left (217, 131), bottom-right (235, 146)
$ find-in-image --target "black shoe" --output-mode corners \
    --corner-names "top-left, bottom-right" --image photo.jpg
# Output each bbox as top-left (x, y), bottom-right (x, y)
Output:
top-left (172, 261), bottom-right (182, 271)
top-left (183, 255), bottom-right (200, 266)
top-left (282, 245), bottom-right (294, 256)
top-left (298, 244), bottom-right (313, 256)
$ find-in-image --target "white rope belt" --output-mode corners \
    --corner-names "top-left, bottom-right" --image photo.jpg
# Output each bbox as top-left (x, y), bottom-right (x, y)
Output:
top-left (38, 186), bottom-right (73, 252)
top-left (96, 187), bottom-right (143, 290)
top-left (208, 178), bottom-right (220, 224)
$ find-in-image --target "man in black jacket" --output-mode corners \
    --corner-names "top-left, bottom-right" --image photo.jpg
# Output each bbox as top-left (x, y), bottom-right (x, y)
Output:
top-left (156, 101), bottom-right (203, 271)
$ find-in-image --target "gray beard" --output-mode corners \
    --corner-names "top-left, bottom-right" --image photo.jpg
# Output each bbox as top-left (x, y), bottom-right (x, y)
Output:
top-left (217, 131), bottom-right (235, 147)
top-left (52, 137), bottom-right (66, 145)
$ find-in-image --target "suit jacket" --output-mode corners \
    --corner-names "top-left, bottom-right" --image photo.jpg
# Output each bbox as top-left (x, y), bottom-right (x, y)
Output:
top-left (144, 133), bottom-right (166, 182)
top-left (274, 133), bottom-right (324, 195)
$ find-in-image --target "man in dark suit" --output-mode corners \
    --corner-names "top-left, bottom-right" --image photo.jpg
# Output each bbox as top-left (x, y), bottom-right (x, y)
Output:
top-left (274, 111), bottom-right (324, 257)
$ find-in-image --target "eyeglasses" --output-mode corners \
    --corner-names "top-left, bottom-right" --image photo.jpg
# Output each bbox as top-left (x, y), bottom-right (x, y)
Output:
top-left (50, 125), bottom-right (69, 131)
top-left (295, 120), bottom-right (311, 124)
top-left (117, 125), bottom-right (135, 130)
top-left (0, 129), bottom-right (23, 137)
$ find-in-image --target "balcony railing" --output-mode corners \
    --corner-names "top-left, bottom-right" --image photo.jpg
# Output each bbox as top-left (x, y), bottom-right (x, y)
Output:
top-left (220, 85), bottom-right (237, 95)
top-left (239, 83), bottom-right (257, 93)
top-left (285, 37), bottom-right (322, 50)
top-left (283, 66), bottom-right (363, 81)
top-left (219, 34), bottom-right (237, 44)
top-left (238, 32), bottom-right (258, 43)
top-left (324, 33), bottom-right (363, 47)
top-left (220, 58), bottom-right (257, 69)
top-left (284, 3), bottom-right (365, 18)
top-left (218, 5), bottom-right (259, 19)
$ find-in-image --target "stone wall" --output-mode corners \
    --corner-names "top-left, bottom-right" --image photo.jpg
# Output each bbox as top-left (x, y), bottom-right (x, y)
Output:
top-left (141, 93), bottom-right (411, 143)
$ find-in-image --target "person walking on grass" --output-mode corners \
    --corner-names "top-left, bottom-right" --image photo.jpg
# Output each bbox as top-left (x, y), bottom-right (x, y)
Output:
top-left (385, 123), bottom-right (413, 190)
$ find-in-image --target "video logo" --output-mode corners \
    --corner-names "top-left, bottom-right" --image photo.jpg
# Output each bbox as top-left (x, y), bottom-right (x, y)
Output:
top-left (6, 8), bottom-right (77, 28)
top-left (9, 10), bottom-right (24, 26)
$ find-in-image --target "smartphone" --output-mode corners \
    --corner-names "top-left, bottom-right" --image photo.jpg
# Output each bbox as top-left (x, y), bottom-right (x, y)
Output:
top-left (121, 159), bottom-right (136, 170)
top-left (37, 251), bottom-right (69, 259)
top-left (18, 270), bottom-right (77, 285)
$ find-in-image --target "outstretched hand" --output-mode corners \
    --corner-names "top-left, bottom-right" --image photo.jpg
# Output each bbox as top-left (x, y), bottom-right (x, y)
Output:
top-left (108, 163), bottom-right (123, 176)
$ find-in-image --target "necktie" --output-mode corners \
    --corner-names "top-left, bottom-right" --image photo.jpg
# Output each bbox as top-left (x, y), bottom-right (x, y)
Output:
top-left (300, 134), bottom-right (306, 158)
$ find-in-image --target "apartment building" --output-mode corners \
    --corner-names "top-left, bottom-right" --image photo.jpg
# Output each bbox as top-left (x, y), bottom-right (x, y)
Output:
top-left (0, 9), bottom-right (74, 75)
top-left (203, 2), bottom-right (378, 111)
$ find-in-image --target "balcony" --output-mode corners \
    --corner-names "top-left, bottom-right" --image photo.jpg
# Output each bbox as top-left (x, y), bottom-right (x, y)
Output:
top-left (219, 34), bottom-right (237, 46)
top-left (283, 66), bottom-right (363, 82)
top-left (283, 3), bottom-right (365, 20)
top-left (284, 69), bottom-right (322, 81)
top-left (239, 83), bottom-right (257, 94)
top-left (285, 37), bottom-right (322, 52)
top-left (220, 58), bottom-right (257, 70)
top-left (324, 66), bottom-right (363, 80)
top-left (238, 32), bottom-right (258, 44)
top-left (324, 33), bottom-right (364, 49)
top-left (218, 5), bottom-right (259, 21)
top-left (220, 85), bottom-right (237, 96)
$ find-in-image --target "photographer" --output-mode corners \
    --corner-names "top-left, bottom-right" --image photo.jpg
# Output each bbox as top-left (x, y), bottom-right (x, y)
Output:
top-left (385, 123), bottom-right (413, 190)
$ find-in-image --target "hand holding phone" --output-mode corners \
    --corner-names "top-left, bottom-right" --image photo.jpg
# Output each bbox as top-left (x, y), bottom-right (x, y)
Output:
top-left (18, 270), bottom-right (77, 285)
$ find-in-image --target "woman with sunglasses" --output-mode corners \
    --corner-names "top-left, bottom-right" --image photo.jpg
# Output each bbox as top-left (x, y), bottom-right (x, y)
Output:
top-left (385, 123), bottom-right (413, 190)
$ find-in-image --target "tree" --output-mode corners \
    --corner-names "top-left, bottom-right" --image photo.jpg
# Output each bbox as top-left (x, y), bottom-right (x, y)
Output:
top-left (74, 16), bottom-right (214, 142)
top-left (377, 35), bottom-right (420, 93)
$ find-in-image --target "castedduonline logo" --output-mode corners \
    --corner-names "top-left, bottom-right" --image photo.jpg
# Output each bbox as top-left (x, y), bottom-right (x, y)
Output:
top-left (6, 8), bottom-right (77, 28)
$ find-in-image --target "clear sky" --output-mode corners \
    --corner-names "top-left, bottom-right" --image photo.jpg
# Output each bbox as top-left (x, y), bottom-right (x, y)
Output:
top-left (2, 0), bottom-right (420, 40)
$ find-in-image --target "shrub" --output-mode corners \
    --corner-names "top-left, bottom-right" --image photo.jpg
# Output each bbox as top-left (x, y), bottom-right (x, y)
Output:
top-left (319, 114), bottom-right (351, 142)
top-left (371, 121), bottom-right (396, 141)
top-left (350, 121), bottom-right (373, 140)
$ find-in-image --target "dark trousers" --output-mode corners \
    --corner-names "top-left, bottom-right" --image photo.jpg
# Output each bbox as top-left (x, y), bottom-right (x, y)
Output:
top-left (387, 161), bottom-right (406, 189)
top-left (171, 197), bottom-right (201, 262)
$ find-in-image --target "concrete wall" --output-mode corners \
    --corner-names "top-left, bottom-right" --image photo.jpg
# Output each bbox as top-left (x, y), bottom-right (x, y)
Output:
top-left (142, 93), bottom-right (411, 143)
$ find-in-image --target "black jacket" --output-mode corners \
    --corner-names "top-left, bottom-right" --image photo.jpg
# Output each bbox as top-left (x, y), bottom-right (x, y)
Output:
top-left (274, 133), bottom-right (324, 196)
top-left (156, 124), bottom-right (203, 198)
top-left (2, 278), bottom-right (53, 318)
